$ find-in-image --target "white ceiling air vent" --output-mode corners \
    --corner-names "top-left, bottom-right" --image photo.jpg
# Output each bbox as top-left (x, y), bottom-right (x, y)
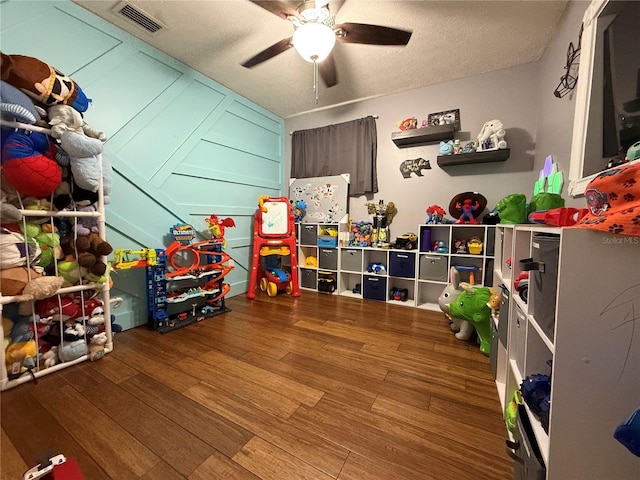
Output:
top-left (113, 1), bottom-right (165, 34)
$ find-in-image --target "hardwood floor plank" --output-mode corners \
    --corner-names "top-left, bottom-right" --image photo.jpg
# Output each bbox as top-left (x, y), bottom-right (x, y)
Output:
top-left (198, 349), bottom-right (325, 407)
top-left (370, 395), bottom-right (507, 460)
top-left (1, 428), bottom-right (29, 480)
top-left (1, 379), bottom-right (111, 479)
top-left (110, 343), bottom-right (201, 392)
top-left (89, 349), bottom-right (139, 384)
top-left (36, 383), bottom-right (160, 479)
top-left (232, 436), bottom-right (336, 480)
top-left (189, 451), bottom-right (261, 480)
top-left (139, 461), bottom-right (187, 480)
top-left (293, 319), bottom-right (401, 350)
top-left (291, 397), bottom-right (510, 480)
top-left (337, 452), bottom-right (416, 480)
top-left (119, 373), bottom-right (254, 458)
top-left (185, 381), bottom-right (349, 478)
top-left (176, 356), bottom-right (301, 419)
top-left (62, 373), bottom-right (214, 477)
top-left (240, 351), bottom-right (378, 409)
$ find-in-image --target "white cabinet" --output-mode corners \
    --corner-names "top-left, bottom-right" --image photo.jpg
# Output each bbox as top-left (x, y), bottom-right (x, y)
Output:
top-left (416, 224), bottom-right (496, 310)
top-left (493, 225), bottom-right (640, 479)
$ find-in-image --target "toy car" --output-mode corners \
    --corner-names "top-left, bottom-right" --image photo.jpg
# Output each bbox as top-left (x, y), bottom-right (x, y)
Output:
top-left (389, 287), bottom-right (409, 301)
top-left (317, 276), bottom-right (336, 293)
top-left (367, 262), bottom-right (387, 274)
top-left (513, 271), bottom-right (529, 302)
top-left (393, 233), bottom-right (418, 250)
top-left (260, 267), bottom-right (293, 297)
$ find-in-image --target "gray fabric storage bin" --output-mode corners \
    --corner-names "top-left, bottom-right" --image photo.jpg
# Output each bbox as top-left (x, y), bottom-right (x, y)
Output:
top-left (511, 405), bottom-right (546, 480)
top-left (341, 249), bottom-right (363, 272)
top-left (522, 233), bottom-right (560, 341)
top-left (318, 248), bottom-right (338, 270)
top-left (419, 255), bottom-right (448, 281)
top-left (299, 224), bottom-right (317, 245)
top-left (300, 268), bottom-right (317, 289)
top-left (498, 287), bottom-right (509, 347)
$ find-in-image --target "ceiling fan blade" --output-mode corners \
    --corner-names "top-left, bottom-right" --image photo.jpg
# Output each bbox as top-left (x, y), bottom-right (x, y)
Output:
top-left (335, 23), bottom-right (412, 46)
top-left (329, 0), bottom-right (346, 16)
top-left (241, 37), bottom-right (293, 68)
top-left (319, 54), bottom-right (338, 88)
top-left (249, 1), bottom-right (299, 19)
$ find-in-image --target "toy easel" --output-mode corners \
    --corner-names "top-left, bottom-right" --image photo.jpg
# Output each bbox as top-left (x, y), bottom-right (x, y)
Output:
top-left (246, 196), bottom-right (300, 298)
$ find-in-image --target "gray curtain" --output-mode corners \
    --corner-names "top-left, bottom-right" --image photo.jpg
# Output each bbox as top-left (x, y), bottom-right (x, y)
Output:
top-left (291, 116), bottom-right (378, 196)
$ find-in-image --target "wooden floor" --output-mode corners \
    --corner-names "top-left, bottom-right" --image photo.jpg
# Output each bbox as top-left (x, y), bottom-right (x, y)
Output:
top-left (1, 292), bottom-right (513, 480)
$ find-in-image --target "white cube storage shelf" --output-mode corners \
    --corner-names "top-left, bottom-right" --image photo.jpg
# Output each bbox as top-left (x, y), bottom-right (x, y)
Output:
top-left (296, 223), bottom-right (496, 309)
top-left (492, 225), bottom-right (640, 480)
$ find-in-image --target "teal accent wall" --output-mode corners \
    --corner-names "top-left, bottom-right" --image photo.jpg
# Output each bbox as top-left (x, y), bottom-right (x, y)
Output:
top-left (1, 0), bottom-right (285, 329)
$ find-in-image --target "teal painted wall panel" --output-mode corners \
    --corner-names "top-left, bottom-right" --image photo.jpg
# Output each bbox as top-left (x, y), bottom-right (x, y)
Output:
top-left (175, 141), bottom-right (281, 188)
top-left (0, 1), bottom-right (120, 72)
top-left (206, 110), bottom-right (282, 160)
top-left (77, 51), bottom-right (183, 139)
top-left (109, 79), bottom-right (226, 182)
top-left (1, 0), bottom-right (285, 330)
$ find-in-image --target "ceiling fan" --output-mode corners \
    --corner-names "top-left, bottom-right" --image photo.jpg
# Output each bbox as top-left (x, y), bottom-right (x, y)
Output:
top-left (242, 0), bottom-right (412, 94)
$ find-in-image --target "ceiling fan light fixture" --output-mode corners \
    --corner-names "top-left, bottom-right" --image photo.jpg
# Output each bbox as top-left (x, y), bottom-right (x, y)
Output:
top-left (292, 22), bottom-right (336, 63)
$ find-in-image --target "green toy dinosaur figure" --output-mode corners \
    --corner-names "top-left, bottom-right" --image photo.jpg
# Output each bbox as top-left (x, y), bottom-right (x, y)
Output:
top-left (448, 284), bottom-right (494, 356)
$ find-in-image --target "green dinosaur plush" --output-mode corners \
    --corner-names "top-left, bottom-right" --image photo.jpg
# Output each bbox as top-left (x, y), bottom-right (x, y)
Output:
top-left (495, 194), bottom-right (526, 224)
top-left (448, 284), bottom-right (494, 356)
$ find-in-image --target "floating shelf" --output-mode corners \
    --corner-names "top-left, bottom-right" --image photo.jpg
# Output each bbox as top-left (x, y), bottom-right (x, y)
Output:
top-left (391, 124), bottom-right (455, 147)
top-left (437, 148), bottom-right (510, 167)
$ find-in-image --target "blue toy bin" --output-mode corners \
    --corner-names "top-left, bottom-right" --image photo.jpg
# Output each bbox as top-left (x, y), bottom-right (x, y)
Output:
top-left (318, 236), bottom-right (338, 247)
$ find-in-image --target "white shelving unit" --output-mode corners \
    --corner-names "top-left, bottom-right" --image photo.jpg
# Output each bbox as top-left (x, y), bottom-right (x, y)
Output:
top-left (296, 223), bottom-right (340, 293)
top-left (296, 223), bottom-right (494, 309)
top-left (416, 224), bottom-right (496, 310)
top-left (493, 225), bottom-right (640, 479)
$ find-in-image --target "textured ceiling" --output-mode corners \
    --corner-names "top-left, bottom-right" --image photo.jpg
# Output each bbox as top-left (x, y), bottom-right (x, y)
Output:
top-left (73, 0), bottom-right (569, 119)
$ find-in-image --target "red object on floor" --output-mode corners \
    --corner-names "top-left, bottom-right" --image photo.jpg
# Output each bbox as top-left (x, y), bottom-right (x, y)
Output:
top-left (23, 454), bottom-right (84, 480)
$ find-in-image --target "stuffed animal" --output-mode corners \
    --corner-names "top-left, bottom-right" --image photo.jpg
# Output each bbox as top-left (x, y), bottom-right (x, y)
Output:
top-left (0, 228), bottom-right (42, 270)
top-left (438, 268), bottom-right (474, 341)
top-left (0, 79), bottom-right (40, 124)
top-left (19, 222), bottom-right (62, 269)
top-left (0, 53), bottom-right (91, 112)
top-left (1, 129), bottom-right (62, 198)
top-left (476, 119), bottom-right (507, 152)
top-left (448, 284), bottom-right (495, 356)
top-left (47, 105), bottom-right (106, 141)
top-left (0, 182), bottom-right (23, 224)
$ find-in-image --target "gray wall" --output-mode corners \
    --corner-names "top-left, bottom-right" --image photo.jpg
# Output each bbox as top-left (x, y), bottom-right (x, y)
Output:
top-left (285, 0), bottom-right (590, 235)
top-left (1, 0), bottom-right (285, 329)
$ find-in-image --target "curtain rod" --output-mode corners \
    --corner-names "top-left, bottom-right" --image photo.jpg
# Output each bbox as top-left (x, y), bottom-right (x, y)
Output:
top-left (289, 115), bottom-right (378, 135)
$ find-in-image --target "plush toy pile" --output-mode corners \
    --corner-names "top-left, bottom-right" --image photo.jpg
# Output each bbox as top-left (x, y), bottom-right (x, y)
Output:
top-left (1, 52), bottom-right (119, 380)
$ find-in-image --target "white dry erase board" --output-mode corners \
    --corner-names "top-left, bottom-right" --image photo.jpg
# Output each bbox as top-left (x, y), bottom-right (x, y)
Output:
top-left (289, 174), bottom-right (350, 223)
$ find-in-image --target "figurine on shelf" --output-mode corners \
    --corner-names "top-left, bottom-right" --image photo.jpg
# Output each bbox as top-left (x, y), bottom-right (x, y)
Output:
top-left (425, 204), bottom-right (446, 224)
top-left (476, 119), bottom-right (507, 152)
top-left (461, 141), bottom-right (477, 153)
top-left (432, 240), bottom-right (449, 253)
top-left (439, 140), bottom-right (454, 156)
top-left (366, 200), bottom-right (396, 247)
top-left (449, 192), bottom-right (487, 225)
top-left (454, 238), bottom-right (467, 254)
top-left (397, 117), bottom-right (417, 131)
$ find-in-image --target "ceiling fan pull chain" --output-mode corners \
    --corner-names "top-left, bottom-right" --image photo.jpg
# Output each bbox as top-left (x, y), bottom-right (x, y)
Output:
top-left (312, 56), bottom-right (319, 104)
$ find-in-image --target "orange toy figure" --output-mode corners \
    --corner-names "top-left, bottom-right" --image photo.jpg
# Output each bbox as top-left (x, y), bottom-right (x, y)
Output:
top-left (205, 214), bottom-right (235, 248)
